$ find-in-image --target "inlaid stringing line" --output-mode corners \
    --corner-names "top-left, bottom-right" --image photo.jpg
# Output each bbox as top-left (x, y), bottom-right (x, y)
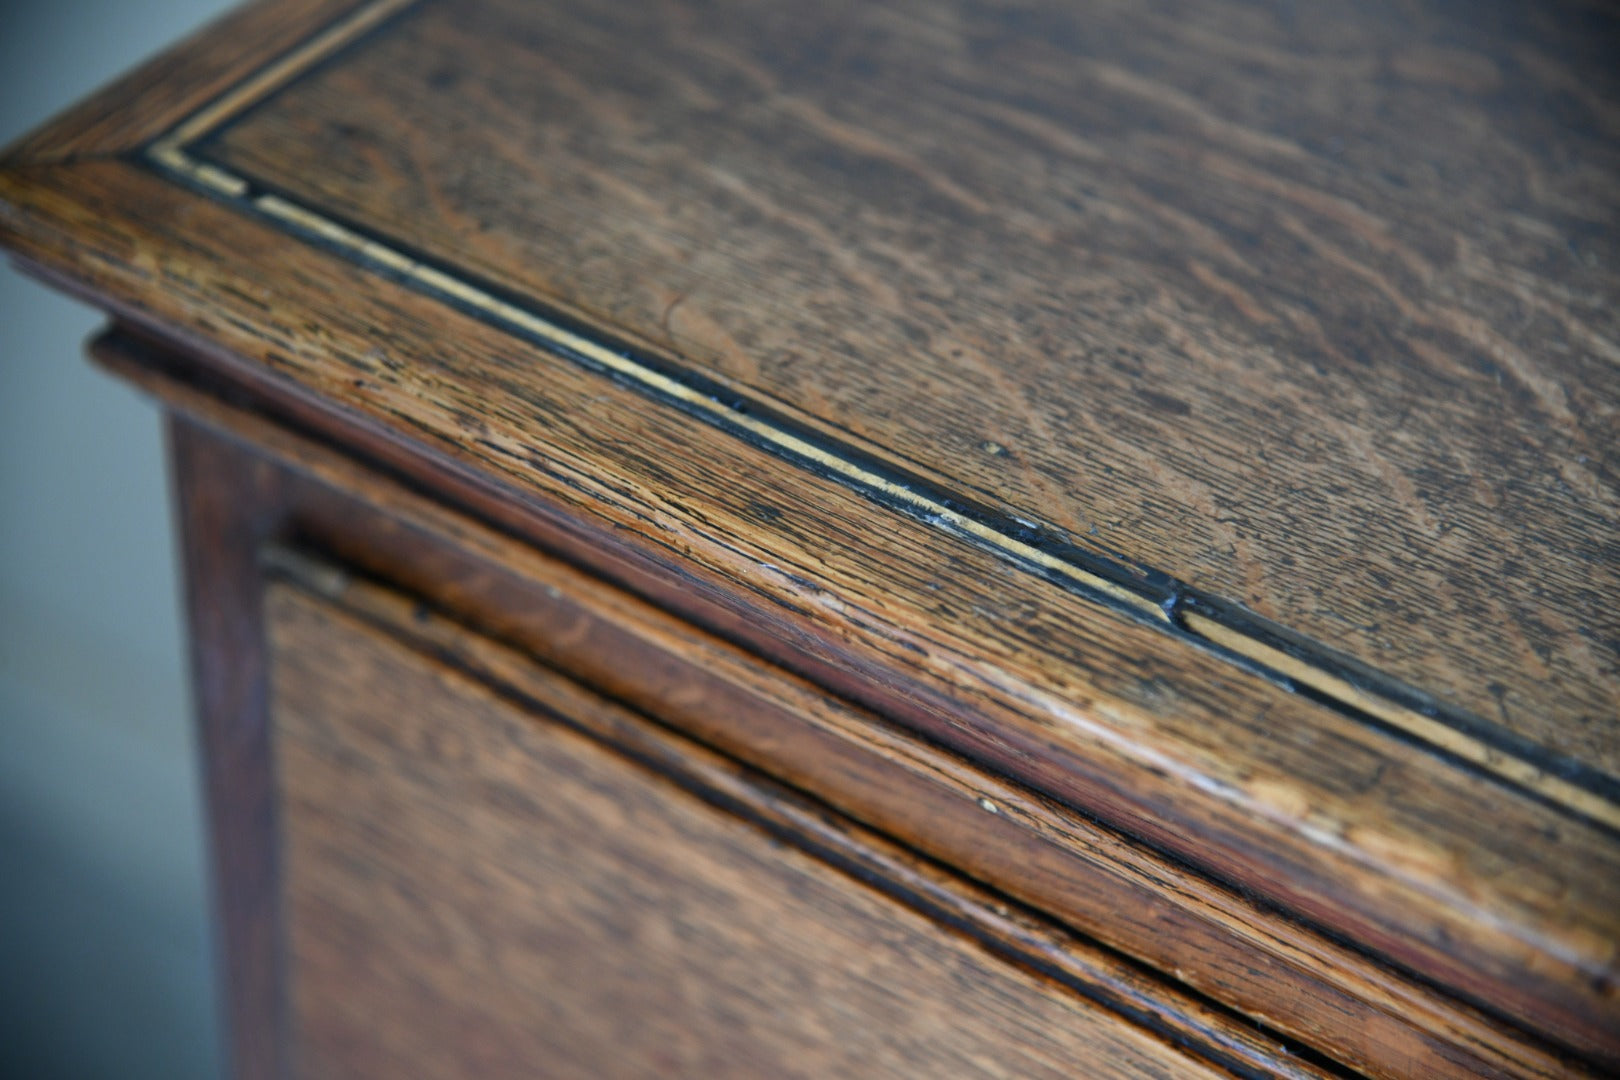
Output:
top-left (152, 0), bottom-right (418, 157)
top-left (138, 0), bottom-right (1620, 832)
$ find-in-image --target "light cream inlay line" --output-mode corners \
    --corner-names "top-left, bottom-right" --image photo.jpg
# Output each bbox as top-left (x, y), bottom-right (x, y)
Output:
top-left (140, 0), bottom-right (1620, 831)
top-left (1183, 614), bottom-right (1620, 831)
top-left (249, 189), bottom-right (1170, 626)
top-left (164, 0), bottom-right (419, 148)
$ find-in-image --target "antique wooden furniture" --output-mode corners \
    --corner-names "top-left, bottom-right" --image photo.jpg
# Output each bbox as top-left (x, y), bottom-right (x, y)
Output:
top-left (4, 0), bottom-right (1617, 1076)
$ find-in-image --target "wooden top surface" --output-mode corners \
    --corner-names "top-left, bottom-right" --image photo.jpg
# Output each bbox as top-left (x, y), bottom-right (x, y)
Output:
top-left (191, 0), bottom-right (1620, 773)
top-left (3, 0), bottom-right (1618, 1065)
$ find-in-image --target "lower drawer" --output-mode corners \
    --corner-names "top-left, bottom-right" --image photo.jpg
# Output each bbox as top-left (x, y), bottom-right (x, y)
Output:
top-left (264, 571), bottom-right (1219, 1078)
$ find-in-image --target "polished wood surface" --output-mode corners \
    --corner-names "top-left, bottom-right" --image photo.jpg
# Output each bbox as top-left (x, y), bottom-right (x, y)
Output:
top-left (201, 0), bottom-right (1620, 769)
top-left (2, 0), bottom-right (1617, 1072)
top-left (265, 578), bottom-right (1234, 1080)
top-left (131, 345), bottom-right (1578, 1078)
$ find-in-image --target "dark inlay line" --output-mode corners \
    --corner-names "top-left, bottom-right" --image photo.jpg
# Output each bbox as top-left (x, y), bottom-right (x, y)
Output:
top-left (130, 0), bottom-right (1620, 834)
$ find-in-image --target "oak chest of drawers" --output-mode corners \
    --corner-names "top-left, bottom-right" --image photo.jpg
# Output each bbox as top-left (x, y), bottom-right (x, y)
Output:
top-left (4, 1), bottom-right (1618, 1076)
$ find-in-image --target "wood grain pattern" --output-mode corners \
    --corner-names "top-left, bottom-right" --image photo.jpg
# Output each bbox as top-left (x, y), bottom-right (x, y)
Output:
top-left (265, 579), bottom-right (1233, 1080)
top-left (128, 339), bottom-right (1585, 1080)
top-left (193, 0), bottom-right (1620, 775)
top-left (7, 136), bottom-right (1611, 1056)
top-left (1, 0), bottom-right (1617, 1066)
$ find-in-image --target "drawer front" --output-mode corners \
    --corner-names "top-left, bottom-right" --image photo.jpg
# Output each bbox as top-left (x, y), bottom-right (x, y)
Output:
top-left (264, 578), bottom-right (1217, 1079)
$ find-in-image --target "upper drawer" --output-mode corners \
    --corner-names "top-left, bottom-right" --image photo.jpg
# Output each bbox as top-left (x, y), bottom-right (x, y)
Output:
top-left (264, 571), bottom-right (1228, 1079)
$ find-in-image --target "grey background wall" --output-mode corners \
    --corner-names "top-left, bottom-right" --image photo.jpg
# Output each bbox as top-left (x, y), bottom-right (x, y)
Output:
top-left (1, 2), bottom-right (234, 1077)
